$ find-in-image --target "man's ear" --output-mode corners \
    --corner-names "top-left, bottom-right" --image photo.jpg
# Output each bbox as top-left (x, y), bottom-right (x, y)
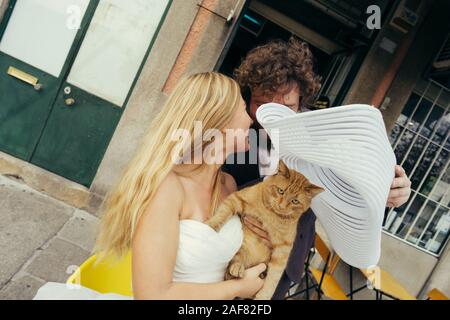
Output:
top-left (277, 160), bottom-right (290, 178)
top-left (305, 183), bottom-right (325, 197)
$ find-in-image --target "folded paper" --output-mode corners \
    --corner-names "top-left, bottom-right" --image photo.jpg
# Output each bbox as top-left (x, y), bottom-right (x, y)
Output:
top-left (256, 103), bottom-right (396, 268)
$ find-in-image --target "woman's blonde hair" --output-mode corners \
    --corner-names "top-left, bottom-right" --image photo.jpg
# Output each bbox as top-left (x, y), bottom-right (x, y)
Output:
top-left (93, 72), bottom-right (242, 261)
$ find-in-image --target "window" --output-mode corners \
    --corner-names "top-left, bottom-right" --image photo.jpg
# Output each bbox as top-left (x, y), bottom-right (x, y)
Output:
top-left (383, 79), bottom-right (450, 256)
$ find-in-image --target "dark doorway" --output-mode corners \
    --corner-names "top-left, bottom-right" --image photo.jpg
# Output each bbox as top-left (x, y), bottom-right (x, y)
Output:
top-left (217, 0), bottom-right (393, 107)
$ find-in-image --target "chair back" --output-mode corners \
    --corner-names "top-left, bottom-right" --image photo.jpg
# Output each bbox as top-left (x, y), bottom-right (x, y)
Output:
top-left (66, 251), bottom-right (133, 297)
top-left (427, 288), bottom-right (448, 300)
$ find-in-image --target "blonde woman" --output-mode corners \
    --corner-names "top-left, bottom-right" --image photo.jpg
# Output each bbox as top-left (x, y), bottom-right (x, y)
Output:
top-left (33, 72), bottom-right (266, 300)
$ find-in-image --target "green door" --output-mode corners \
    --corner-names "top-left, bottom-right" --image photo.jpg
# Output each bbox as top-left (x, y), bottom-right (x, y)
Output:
top-left (0, 0), bottom-right (171, 186)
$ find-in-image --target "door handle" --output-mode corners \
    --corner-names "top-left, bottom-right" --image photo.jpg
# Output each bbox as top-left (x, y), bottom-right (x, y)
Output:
top-left (7, 66), bottom-right (42, 91)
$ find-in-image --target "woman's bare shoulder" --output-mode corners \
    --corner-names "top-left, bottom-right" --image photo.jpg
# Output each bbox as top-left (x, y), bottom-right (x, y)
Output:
top-left (157, 171), bottom-right (185, 201)
top-left (164, 170), bottom-right (184, 187)
top-left (133, 171), bottom-right (184, 246)
top-left (141, 171), bottom-right (184, 219)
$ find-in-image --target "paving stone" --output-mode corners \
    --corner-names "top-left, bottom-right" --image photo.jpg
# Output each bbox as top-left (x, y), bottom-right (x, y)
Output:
top-left (58, 210), bottom-right (99, 252)
top-left (0, 185), bottom-right (73, 287)
top-left (0, 275), bottom-right (45, 300)
top-left (25, 238), bottom-right (90, 283)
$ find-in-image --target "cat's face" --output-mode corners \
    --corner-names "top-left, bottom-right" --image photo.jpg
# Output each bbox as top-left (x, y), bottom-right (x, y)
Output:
top-left (262, 161), bottom-right (324, 219)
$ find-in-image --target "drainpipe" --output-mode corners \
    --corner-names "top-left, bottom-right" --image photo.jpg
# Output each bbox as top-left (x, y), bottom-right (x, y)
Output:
top-left (163, 0), bottom-right (244, 93)
top-left (370, 0), bottom-right (434, 108)
top-left (370, 28), bottom-right (416, 108)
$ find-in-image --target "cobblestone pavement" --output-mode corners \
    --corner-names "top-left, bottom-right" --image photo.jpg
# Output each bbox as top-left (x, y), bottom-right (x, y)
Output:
top-left (0, 174), bottom-right (99, 300)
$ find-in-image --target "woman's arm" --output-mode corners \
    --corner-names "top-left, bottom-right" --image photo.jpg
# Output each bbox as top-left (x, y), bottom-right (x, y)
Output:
top-left (131, 172), bottom-right (264, 300)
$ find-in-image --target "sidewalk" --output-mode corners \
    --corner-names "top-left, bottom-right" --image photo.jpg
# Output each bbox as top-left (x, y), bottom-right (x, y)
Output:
top-left (0, 174), bottom-right (99, 300)
top-left (0, 172), bottom-right (375, 300)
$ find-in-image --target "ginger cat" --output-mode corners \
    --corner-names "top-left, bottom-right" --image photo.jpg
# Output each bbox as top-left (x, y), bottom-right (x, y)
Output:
top-left (206, 160), bottom-right (324, 300)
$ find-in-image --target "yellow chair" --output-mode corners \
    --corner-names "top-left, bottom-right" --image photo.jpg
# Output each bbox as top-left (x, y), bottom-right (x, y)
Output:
top-left (286, 233), bottom-right (347, 300)
top-left (358, 267), bottom-right (416, 300)
top-left (287, 234), bottom-right (347, 300)
top-left (309, 268), bottom-right (348, 300)
top-left (427, 288), bottom-right (449, 300)
top-left (308, 234), bottom-right (348, 300)
top-left (66, 251), bottom-right (133, 297)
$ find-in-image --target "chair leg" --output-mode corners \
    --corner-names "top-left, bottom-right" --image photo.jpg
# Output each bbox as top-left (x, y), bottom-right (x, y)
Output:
top-left (305, 271), bottom-right (310, 300)
top-left (316, 254), bottom-right (330, 296)
top-left (316, 286), bottom-right (322, 300)
top-left (286, 272), bottom-right (317, 300)
top-left (304, 249), bottom-right (314, 300)
top-left (285, 248), bottom-right (315, 300)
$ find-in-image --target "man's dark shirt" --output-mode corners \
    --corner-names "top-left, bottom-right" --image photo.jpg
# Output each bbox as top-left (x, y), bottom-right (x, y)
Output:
top-left (223, 151), bottom-right (316, 300)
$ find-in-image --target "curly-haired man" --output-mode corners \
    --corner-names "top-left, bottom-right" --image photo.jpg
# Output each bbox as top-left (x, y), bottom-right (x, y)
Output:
top-left (223, 36), bottom-right (411, 299)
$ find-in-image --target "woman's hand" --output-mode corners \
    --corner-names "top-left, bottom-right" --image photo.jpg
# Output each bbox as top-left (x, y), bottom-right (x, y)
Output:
top-left (387, 165), bottom-right (412, 208)
top-left (235, 263), bottom-right (267, 299)
top-left (242, 216), bottom-right (272, 249)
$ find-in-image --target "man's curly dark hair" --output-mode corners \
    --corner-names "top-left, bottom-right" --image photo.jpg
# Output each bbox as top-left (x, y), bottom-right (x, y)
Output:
top-left (234, 36), bottom-right (322, 107)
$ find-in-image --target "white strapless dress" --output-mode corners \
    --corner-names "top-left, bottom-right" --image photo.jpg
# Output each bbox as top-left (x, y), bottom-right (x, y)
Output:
top-left (33, 215), bottom-right (243, 300)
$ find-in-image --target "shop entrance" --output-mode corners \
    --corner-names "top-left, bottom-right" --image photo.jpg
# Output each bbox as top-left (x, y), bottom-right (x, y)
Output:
top-left (217, 0), bottom-right (393, 107)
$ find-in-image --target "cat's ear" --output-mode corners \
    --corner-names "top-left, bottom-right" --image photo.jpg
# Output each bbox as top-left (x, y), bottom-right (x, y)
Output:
top-left (277, 160), bottom-right (290, 178)
top-left (305, 183), bottom-right (325, 197)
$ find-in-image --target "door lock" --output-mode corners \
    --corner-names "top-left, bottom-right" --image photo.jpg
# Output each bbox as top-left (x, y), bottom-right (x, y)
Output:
top-left (65, 98), bottom-right (75, 106)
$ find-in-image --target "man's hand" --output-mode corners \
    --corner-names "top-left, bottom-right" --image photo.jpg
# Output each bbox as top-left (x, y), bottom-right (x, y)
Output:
top-left (387, 165), bottom-right (412, 208)
top-left (242, 216), bottom-right (272, 249)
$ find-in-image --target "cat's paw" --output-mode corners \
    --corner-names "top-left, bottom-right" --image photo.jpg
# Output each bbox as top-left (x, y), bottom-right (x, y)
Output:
top-left (228, 262), bottom-right (245, 278)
